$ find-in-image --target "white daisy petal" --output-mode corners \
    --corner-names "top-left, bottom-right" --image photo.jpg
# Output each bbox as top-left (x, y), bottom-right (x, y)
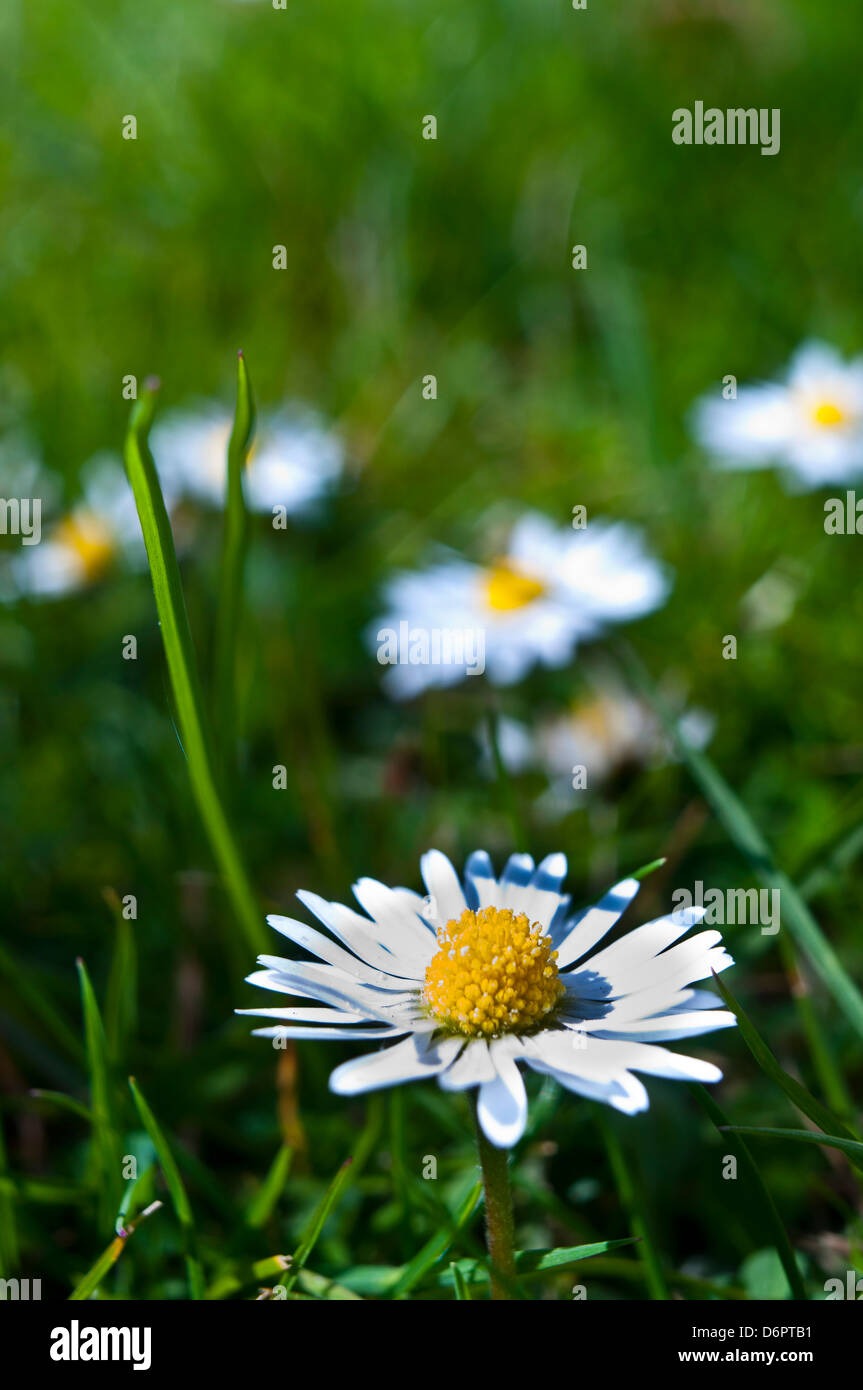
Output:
top-left (611, 936), bottom-right (732, 995)
top-left (329, 1034), bottom-right (462, 1095)
top-left (437, 1040), bottom-right (497, 1091)
top-left (581, 906), bottom-right (707, 980)
top-left (477, 1042), bottom-right (528, 1148)
top-left (585, 1037), bottom-right (724, 1085)
top-left (420, 849), bottom-right (468, 925)
top-left (237, 1006), bottom-right (370, 1023)
top-left (255, 957), bottom-right (413, 1022)
top-left (351, 877), bottom-right (440, 957)
top-left (265, 914), bottom-right (412, 989)
top-left (296, 890), bottom-right (429, 977)
top-left (250, 1024), bottom-right (407, 1041)
top-left (590, 1010), bottom-right (735, 1042)
top-left (554, 876), bottom-right (640, 966)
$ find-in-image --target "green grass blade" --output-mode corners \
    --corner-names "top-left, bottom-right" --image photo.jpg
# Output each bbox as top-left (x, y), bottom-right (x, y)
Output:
top-left (0, 941), bottom-right (84, 1062)
top-left (712, 971), bottom-right (861, 1158)
top-left (252, 1253), bottom-right (292, 1281)
top-left (799, 818), bottom-right (863, 902)
top-left (774, 931), bottom-right (857, 1125)
top-left (693, 1085), bottom-right (807, 1300)
top-left (595, 1108), bottom-right (667, 1299)
top-left (77, 958), bottom-right (121, 1227)
top-left (245, 1143), bottom-right (293, 1229)
top-left (123, 380), bottom-right (265, 957)
top-left (451, 1261), bottom-right (471, 1299)
top-left (630, 856), bottom-right (667, 881)
top-left (128, 1076), bottom-right (202, 1299)
top-left (69, 1199), bottom-right (162, 1301)
top-left (115, 1132), bottom-right (156, 1235)
top-left (281, 1157), bottom-right (354, 1294)
top-left (390, 1179), bottom-right (482, 1298)
top-left (0, 1110), bottom-right (20, 1274)
top-left (29, 1090), bottom-right (93, 1124)
top-left (722, 1126), bottom-right (863, 1164)
top-left (214, 350), bottom-right (255, 775)
top-left (623, 646), bottom-right (863, 1042)
top-left (103, 888), bottom-right (137, 1067)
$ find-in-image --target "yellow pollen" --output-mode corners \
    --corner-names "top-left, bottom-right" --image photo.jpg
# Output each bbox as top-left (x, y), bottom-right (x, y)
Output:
top-left (423, 906), bottom-right (565, 1038)
top-left (812, 401), bottom-right (845, 427)
top-left (55, 513), bottom-right (116, 582)
top-left (484, 561), bottom-right (546, 612)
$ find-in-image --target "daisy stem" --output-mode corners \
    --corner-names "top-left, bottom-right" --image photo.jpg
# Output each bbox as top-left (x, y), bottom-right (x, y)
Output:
top-left (472, 1097), bottom-right (517, 1299)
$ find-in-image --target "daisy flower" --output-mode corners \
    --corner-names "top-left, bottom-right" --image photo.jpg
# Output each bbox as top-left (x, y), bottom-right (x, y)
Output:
top-left (238, 849), bottom-right (734, 1148)
top-left (692, 340), bottom-right (863, 488)
top-left (151, 402), bottom-right (343, 516)
top-left (483, 691), bottom-right (713, 792)
top-left (371, 511), bottom-right (669, 698)
top-left (7, 456), bottom-right (146, 600)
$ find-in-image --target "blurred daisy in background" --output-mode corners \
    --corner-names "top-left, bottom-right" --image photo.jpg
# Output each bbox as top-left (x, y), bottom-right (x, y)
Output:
top-left (371, 511), bottom-right (670, 699)
top-left (692, 340), bottom-right (863, 488)
top-left (481, 683), bottom-right (714, 802)
top-left (238, 849), bottom-right (734, 1147)
top-left (151, 402), bottom-right (344, 517)
top-left (5, 455), bottom-right (147, 600)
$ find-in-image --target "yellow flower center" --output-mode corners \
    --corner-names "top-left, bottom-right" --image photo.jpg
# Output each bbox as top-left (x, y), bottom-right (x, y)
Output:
top-left (812, 401), bottom-right (845, 427)
top-left (484, 561), bottom-right (546, 612)
top-left (423, 907), bottom-right (564, 1038)
top-left (54, 513), bottom-right (116, 582)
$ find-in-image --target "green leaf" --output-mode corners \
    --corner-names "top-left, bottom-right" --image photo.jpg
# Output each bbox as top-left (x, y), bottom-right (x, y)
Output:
top-left (296, 1268), bottom-right (363, 1301)
top-left (740, 1248), bottom-right (800, 1301)
top-left (123, 380), bottom-right (265, 956)
top-left (214, 350), bottom-right (255, 773)
top-left (693, 1086), bottom-right (807, 1301)
top-left (711, 971), bottom-right (863, 1170)
top-left (245, 1143), bottom-right (293, 1229)
top-left (438, 1237), bottom-right (642, 1287)
top-left (623, 646), bottom-right (863, 1042)
top-left (722, 1126), bottom-right (863, 1164)
top-left (338, 1264), bottom-right (404, 1295)
top-left (128, 1077), bottom-right (202, 1299)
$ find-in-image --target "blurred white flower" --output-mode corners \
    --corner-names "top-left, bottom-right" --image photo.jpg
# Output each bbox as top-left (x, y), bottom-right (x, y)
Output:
top-left (7, 456), bottom-right (144, 600)
top-left (482, 689), bottom-right (713, 795)
top-left (151, 402), bottom-right (343, 516)
top-left (372, 511), bottom-right (670, 699)
top-left (692, 341), bottom-right (863, 488)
